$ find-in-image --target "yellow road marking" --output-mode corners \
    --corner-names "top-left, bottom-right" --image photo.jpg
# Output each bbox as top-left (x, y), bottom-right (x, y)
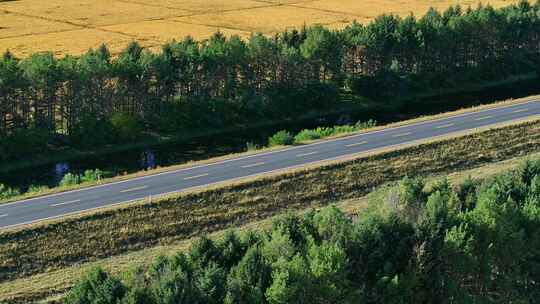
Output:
top-left (296, 151), bottom-right (318, 157)
top-left (183, 173), bottom-right (209, 180)
top-left (435, 123), bottom-right (455, 129)
top-left (475, 115), bottom-right (493, 121)
top-left (241, 162), bottom-right (265, 168)
top-left (512, 108), bottom-right (528, 113)
top-left (51, 199), bottom-right (81, 207)
top-left (393, 132), bottom-right (412, 138)
top-left (120, 186), bottom-right (148, 193)
top-left (345, 141), bottom-right (368, 147)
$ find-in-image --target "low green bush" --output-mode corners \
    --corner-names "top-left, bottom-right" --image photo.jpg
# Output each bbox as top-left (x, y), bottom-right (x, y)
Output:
top-left (59, 169), bottom-right (103, 187)
top-left (293, 120), bottom-right (377, 144)
top-left (268, 130), bottom-right (294, 146)
top-left (354, 119), bottom-right (377, 130)
top-left (313, 127), bottom-right (335, 138)
top-left (59, 173), bottom-right (82, 187)
top-left (0, 184), bottom-right (20, 200)
top-left (294, 129), bottom-right (322, 142)
top-left (27, 184), bottom-right (49, 194)
top-left (331, 124), bottom-right (356, 135)
top-left (81, 169), bottom-right (103, 183)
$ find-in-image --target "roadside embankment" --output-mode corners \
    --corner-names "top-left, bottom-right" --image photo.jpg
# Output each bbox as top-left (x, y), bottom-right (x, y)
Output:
top-left (1, 118), bottom-right (540, 285)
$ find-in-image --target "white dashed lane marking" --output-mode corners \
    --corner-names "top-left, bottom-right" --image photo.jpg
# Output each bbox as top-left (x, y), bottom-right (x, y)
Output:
top-left (393, 132), bottom-right (412, 138)
top-left (296, 151), bottom-right (318, 157)
top-left (51, 199), bottom-right (82, 207)
top-left (345, 141), bottom-right (368, 147)
top-left (241, 162), bottom-right (265, 169)
top-left (475, 115), bottom-right (493, 121)
top-left (435, 123), bottom-right (455, 129)
top-left (120, 186), bottom-right (148, 193)
top-left (183, 174), bottom-right (209, 180)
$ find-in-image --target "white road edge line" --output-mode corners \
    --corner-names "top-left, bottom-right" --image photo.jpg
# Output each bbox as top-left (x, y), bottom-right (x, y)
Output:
top-left (183, 173), bottom-right (209, 180)
top-left (1, 99), bottom-right (538, 208)
top-left (120, 186), bottom-right (148, 193)
top-left (4, 113), bottom-right (540, 230)
top-left (241, 162), bottom-right (265, 168)
top-left (345, 141), bottom-right (368, 147)
top-left (296, 151), bottom-right (318, 157)
top-left (51, 199), bottom-right (81, 207)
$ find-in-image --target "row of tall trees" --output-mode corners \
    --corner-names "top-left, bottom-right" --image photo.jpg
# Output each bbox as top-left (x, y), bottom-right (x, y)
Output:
top-left (65, 158), bottom-right (540, 303)
top-left (1, 1), bottom-right (539, 159)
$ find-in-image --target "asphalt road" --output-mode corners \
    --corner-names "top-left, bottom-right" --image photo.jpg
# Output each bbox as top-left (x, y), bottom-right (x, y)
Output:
top-left (1, 100), bottom-right (540, 229)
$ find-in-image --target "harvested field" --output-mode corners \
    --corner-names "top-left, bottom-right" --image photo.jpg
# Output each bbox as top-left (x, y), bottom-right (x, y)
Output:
top-left (123, 0), bottom-right (272, 13)
top-left (175, 5), bottom-right (354, 33)
top-left (0, 0), bottom-right (518, 57)
top-left (101, 20), bottom-right (251, 44)
top-left (295, 0), bottom-right (504, 19)
top-left (0, 11), bottom-right (77, 39)
top-left (0, 28), bottom-right (150, 56)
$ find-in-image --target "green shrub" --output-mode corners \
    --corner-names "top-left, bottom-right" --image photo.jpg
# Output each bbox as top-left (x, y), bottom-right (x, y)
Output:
top-left (268, 130), bottom-right (294, 147)
top-left (332, 124), bottom-right (356, 135)
top-left (354, 119), bottom-right (377, 130)
top-left (292, 120), bottom-right (376, 144)
top-left (81, 169), bottom-right (103, 183)
top-left (294, 129), bottom-right (322, 143)
top-left (59, 169), bottom-right (103, 187)
top-left (313, 127), bottom-right (335, 138)
top-left (0, 184), bottom-right (20, 200)
top-left (27, 184), bottom-right (49, 194)
top-left (59, 173), bottom-right (81, 187)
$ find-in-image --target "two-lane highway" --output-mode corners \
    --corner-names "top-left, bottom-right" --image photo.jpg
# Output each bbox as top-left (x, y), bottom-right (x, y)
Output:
top-left (1, 100), bottom-right (540, 229)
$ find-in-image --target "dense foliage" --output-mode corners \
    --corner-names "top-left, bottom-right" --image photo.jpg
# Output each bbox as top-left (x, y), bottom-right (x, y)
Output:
top-left (65, 158), bottom-right (540, 303)
top-left (266, 119), bottom-right (377, 146)
top-left (1, 1), bottom-right (539, 160)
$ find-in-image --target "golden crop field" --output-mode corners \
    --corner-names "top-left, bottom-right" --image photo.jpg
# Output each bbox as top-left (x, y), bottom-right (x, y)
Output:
top-left (0, 0), bottom-right (518, 57)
